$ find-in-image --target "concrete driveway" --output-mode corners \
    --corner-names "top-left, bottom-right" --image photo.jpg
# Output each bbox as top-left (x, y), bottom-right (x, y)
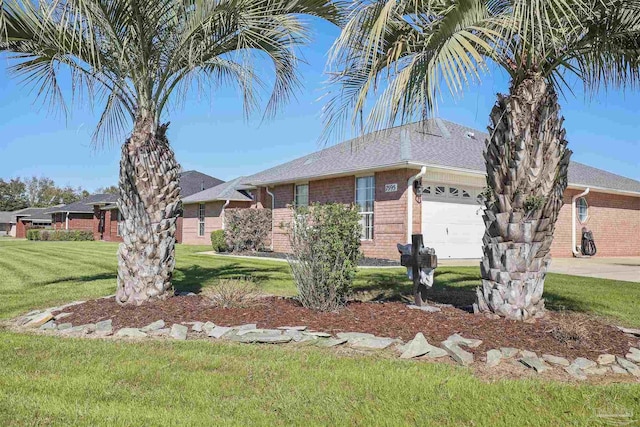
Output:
top-left (548, 257), bottom-right (640, 283)
top-left (440, 257), bottom-right (640, 282)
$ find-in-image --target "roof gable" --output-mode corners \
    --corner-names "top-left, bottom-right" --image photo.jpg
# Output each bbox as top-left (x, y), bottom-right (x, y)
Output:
top-left (179, 170), bottom-right (225, 197)
top-left (182, 177), bottom-right (253, 204)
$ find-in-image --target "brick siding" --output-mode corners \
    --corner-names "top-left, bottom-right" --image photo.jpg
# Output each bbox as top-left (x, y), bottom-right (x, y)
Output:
top-left (181, 200), bottom-right (251, 245)
top-left (550, 189), bottom-right (640, 257)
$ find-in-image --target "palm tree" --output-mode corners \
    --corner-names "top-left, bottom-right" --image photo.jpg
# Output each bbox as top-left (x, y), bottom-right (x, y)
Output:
top-left (324, 0), bottom-right (640, 320)
top-left (1, 0), bottom-right (341, 305)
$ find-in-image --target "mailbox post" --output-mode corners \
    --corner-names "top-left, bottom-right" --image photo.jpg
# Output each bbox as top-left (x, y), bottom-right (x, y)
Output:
top-left (399, 234), bottom-right (437, 306)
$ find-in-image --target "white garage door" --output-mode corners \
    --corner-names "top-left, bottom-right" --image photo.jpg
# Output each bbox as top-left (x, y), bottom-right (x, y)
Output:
top-left (421, 184), bottom-right (485, 259)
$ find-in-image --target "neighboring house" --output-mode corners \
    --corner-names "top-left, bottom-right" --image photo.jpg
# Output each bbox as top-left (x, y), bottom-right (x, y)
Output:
top-left (217, 119), bottom-right (640, 260)
top-left (0, 211), bottom-right (13, 236)
top-left (41, 170), bottom-right (225, 243)
top-left (180, 177), bottom-right (253, 244)
top-left (47, 193), bottom-right (117, 232)
top-left (11, 207), bottom-right (55, 238)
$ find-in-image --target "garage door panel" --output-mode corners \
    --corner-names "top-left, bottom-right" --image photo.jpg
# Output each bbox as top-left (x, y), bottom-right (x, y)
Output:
top-left (421, 188), bottom-right (485, 259)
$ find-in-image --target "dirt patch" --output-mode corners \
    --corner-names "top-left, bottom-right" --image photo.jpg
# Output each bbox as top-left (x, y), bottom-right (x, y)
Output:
top-left (55, 296), bottom-right (633, 360)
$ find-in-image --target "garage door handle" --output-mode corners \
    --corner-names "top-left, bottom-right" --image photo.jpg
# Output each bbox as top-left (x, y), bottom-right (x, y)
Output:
top-left (446, 227), bottom-right (449, 235)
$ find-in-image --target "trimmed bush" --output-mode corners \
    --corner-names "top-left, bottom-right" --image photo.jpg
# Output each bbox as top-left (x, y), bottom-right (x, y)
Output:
top-left (287, 203), bottom-right (362, 311)
top-left (26, 229), bottom-right (41, 240)
top-left (224, 208), bottom-right (272, 252)
top-left (210, 230), bottom-right (228, 252)
top-left (27, 229), bottom-right (93, 241)
top-left (201, 277), bottom-right (265, 309)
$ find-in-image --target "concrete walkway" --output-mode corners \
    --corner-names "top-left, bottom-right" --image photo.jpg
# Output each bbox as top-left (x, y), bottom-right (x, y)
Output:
top-left (440, 257), bottom-right (640, 282)
top-left (548, 257), bottom-right (640, 283)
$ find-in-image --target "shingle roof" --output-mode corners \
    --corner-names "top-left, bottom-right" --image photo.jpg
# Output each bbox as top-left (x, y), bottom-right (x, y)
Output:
top-left (11, 207), bottom-right (53, 222)
top-left (182, 177), bottom-right (253, 204)
top-left (46, 194), bottom-right (117, 214)
top-left (0, 211), bottom-right (13, 223)
top-left (242, 119), bottom-right (640, 195)
top-left (180, 170), bottom-right (225, 197)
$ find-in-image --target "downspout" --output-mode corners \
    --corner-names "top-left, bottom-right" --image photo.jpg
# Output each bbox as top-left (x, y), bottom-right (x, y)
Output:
top-left (266, 187), bottom-right (275, 251)
top-left (571, 188), bottom-right (590, 257)
top-left (407, 166), bottom-right (427, 243)
top-left (221, 200), bottom-right (231, 230)
top-left (65, 212), bottom-right (70, 230)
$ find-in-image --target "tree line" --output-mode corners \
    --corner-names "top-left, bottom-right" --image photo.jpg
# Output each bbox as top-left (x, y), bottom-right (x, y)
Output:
top-left (0, 177), bottom-right (118, 211)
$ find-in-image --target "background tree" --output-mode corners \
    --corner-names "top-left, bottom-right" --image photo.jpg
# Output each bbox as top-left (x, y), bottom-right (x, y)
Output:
top-left (1, 0), bottom-right (341, 305)
top-left (95, 186), bottom-right (119, 195)
top-left (0, 178), bottom-right (28, 211)
top-left (324, 0), bottom-right (640, 320)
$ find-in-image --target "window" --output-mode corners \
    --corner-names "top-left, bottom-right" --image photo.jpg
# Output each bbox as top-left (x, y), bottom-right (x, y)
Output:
top-left (294, 184), bottom-right (309, 208)
top-left (577, 197), bottom-right (588, 223)
top-left (356, 176), bottom-right (375, 240)
top-left (435, 186), bottom-right (446, 196)
top-left (449, 187), bottom-right (459, 197)
top-left (198, 203), bottom-right (206, 236)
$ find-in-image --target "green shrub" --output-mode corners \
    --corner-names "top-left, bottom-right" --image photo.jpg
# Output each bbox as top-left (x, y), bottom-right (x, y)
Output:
top-left (287, 203), bottom-right (362, 311)
top-left (225, 209), bottom-right (272, 252)
top-left (27, 229), bottom-right (94, 241)
top-left (26, 229), bottom-right (41, 240)
top-left (210, 230), bottom-right (228, 252)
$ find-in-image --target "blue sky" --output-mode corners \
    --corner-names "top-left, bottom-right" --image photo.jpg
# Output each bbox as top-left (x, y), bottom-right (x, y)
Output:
top-left (0, 20), bottom-right (638, 192)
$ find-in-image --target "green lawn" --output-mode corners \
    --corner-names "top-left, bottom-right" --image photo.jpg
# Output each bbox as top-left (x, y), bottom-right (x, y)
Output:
top-left (1, 239), bottom-right (639, 426)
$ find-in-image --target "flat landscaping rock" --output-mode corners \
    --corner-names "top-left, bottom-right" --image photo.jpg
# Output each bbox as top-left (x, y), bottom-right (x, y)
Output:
top-left (584, 367), bottom-right (609, 376)
top-left (351, 337), bottom-right (396, 350)
top-left (316, 338), bottom-right (348, 347)
top-left (486, 349), bottom-right (502, 368)
top-left (277, 326), bottom-right (307, 331)
top-left (611, 365), bottom-right (630, 375)
top-left (235, 334), bottom-right (292, 344)
top-left (57, 323), bottom-right (72, 330)
top-left (626, 348), bottom-right (640, 363)
top-left (407, 305), bottom-right (441, 313)
top-left (542, 354), bottom-right (570, 367)
top-left (170, 324), bottom-right (188, 340)
top-left (572, 357), bottom-right (596, 370)
top-left (447, 334), bottom-right (482, 349)
top-left (617, 326), bottom-right (640, 336)
top-left (597, 354), bottom-right (616, 366)
top-left (95, 319), bottom-right (113, 334)
top-left (565, 365), bottom-right (587, 380)
top-left (304, 331), bottom-right (332, 338)
top-left (208, 326), bottom-right (233, 339)
top-left (500, 347), bottom-right (519, 358)
top-left (141, 320), bottom-right (165, 332)
top-left (191, 322), bottom-right (204, 332)
top-left (39, 321), bottom-right (56, 330)
top-left (115, 328), bottom-right (147, 338)
top-left (24, 311), bottom-right (54, 328)
top-left (520, 357), bottom-right (550, 373)
top-left (400, 333), bottom-right (432, 359)
top-left (336, 332), bottom-right (375, 342)
top-left (442, 340), bottom-right (473, 366)
top-left (202, 322), bottom-right (216, 334)
top-left (616, 357), bottom-right (640, 377)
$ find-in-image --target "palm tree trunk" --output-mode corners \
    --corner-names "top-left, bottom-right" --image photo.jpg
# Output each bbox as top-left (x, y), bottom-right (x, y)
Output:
top-left (115, 114), bottom-right (182, 305)
top-left (475, 73), bottom-right (572, 321)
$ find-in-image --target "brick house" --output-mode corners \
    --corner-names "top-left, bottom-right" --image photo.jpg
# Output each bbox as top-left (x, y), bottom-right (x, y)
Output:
top-left (197, 119), bottom-right (639, 260)
top-left (0, 211), bottom-right (12, 236)
top-left (9, 207), bottom-right (54, 238)
top-left (180, 177), bottom-right (253, 245)
top-left (44, 170), bottom-right (225, 243)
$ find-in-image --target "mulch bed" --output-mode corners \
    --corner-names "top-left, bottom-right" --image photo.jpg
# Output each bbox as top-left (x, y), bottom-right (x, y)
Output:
top-left (56, 296), bottom-right (634, 360)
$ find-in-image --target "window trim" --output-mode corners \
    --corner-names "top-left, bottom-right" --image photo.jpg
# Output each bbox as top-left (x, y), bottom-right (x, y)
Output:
top-left (198, 203), bottom-right (206, 237)
top-left (294, 183), bottom-right (309, 208)
top-left (355, 175), bottom-right (375, 241)
top-left (576, 197), bottom-right (589, 223)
